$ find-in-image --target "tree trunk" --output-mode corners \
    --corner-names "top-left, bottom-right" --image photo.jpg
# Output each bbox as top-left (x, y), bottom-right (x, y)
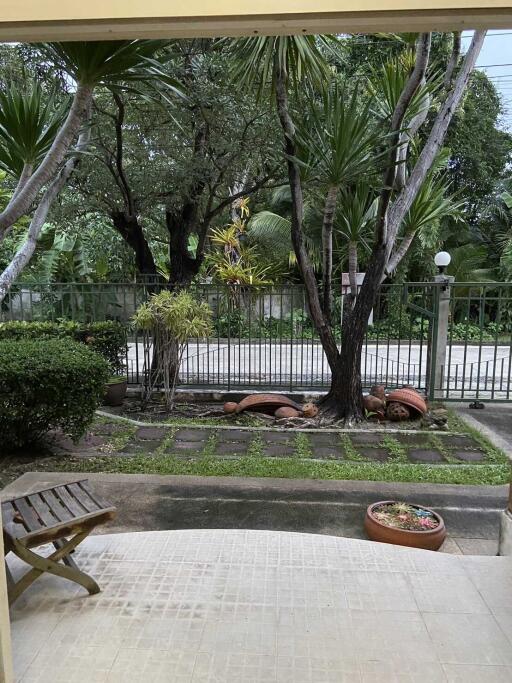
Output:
top-left (321, 185), bottom-right (338, 321)
top-left (111, 211), bottom-right (157, 277)
top-left (0, 125), bottom-right (91, 303)
top-left (348, 241), bottom-right (358, 299)
top-left (0, 83), bottom-right (93, 238)
top-left (330, 244), bottom-right (387, 420)
top-left (273, 61), bottom-right (341, 381)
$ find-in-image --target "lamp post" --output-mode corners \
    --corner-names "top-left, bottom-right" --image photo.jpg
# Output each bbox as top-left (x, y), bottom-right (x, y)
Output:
top-left (429, 252), bottom-right (454, 400)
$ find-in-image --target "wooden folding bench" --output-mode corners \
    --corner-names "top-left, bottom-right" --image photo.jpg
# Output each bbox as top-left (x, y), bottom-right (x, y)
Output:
top-left (2, 479), bottom-right (116, 605)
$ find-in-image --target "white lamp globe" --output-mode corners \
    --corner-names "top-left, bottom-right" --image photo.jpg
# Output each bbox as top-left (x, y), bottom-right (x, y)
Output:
top-left (434, 251), bottom-right (451, 268)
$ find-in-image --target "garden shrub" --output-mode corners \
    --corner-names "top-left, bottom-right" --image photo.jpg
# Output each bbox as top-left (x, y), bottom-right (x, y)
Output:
top-left (0, 320), bottom-right (126, 373)
top-left (0, 338), bottom-right (110, 448)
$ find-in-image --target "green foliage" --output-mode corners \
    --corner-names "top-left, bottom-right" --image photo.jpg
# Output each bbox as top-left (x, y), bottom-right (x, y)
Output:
top-left (0, 320), bottom-right (127, 373)
top-left (0, 338), bottom-right (109, 448)
top-left (133, 290), bottom-right (212, 342)
top-left (0, 82), bottom-right (66, 177)
top-left (133, 290), bottom-right (213, 408)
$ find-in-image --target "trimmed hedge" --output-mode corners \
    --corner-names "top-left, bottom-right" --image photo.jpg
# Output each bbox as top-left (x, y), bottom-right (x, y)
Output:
top-left (0, 338), bottom-right (110, 448)
top-left (0, 320), bottom-right (126, 373)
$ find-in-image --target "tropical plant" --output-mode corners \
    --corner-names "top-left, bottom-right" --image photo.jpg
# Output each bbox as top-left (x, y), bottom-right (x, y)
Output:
top-left (0, 40), bottom-right (178, 301)
top-left (230, 30), bottom-right (486, 420)
top-left (207, 199), bottom-right (272, 286)
top-left (132, 290), bottom-right (212, 409)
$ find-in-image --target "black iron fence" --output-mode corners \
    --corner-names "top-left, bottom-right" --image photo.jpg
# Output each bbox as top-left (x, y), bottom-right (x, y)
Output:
top-left (2, 280), bottom-right (512, 401)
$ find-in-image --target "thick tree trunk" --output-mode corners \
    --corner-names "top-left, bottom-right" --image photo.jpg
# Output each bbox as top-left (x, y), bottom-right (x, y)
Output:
top-left (348, 241), bottom-right (358, 299)
top-left (111, 211), bottom-right (157, 277)
top-left (0, 83), bottom-right (93, 238)
top-left (165, 208), bottom-right (203, 290)
top-left (329, 244), bottom-right (387, 420)
top-left (273, 63), bottom-right (341, 381)
top-left (321, 185), bottom-right (338, 320)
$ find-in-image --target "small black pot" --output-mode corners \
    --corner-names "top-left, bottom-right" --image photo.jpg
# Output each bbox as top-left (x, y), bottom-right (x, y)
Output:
top-left (104, 378), bottom-right (128, 406)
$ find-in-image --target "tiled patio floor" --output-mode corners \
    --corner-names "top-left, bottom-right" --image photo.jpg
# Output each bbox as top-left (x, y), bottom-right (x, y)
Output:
top-left (8, 529), bottom-right (512, 682)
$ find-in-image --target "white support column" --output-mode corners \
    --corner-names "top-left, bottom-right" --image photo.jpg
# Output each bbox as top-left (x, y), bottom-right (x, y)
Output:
top-left (432, 275), bottom-right (454, 400)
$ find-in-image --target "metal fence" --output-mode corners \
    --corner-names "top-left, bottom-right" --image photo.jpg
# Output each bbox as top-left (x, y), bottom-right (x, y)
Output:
top-left (2, 280), bottom-right (512, 401)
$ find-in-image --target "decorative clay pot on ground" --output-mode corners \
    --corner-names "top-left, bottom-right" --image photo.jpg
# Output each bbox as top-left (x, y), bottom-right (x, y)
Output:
top-left (104, 376), bottom-right (128, 406)
top-left (364, 501), bottom-right (446, 551)
top-left (386, 388), bottom-right (427, 416)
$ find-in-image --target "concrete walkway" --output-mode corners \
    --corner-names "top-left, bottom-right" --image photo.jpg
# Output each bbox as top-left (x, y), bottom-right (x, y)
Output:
top-left (3, 473), bottom-right (507, 556)
top-left (9, 528), bottom-right (512, 682)
top-left (455, 403), bottom-right (512, 459)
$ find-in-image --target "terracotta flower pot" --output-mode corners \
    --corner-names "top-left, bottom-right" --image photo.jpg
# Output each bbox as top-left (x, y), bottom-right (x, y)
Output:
top-left (104, 377), bottom-right (128, 407)
top-left (364, 501), bottom-right (446, 551)
top-left (386, 388), bottom-right (427, 416)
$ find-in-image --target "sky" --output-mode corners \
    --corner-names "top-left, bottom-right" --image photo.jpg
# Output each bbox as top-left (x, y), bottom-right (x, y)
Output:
top-left (462, 30), bottom-right (512, 131)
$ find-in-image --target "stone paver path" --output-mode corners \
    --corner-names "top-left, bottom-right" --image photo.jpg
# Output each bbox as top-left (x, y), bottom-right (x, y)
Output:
top-left (9, 528), bottom-right (512, 682)
top-left (78, 422), bottom-right (489, 465)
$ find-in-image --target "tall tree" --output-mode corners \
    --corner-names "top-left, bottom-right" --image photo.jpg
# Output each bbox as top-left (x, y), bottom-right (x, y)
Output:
top-left (0, 40), bottom-right (175, 301)
top-left (232, 31), bottom-right (486, 420)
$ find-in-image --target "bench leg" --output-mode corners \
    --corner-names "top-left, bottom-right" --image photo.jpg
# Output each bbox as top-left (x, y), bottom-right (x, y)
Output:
top-left (8, 530), bottom-right (100, 606)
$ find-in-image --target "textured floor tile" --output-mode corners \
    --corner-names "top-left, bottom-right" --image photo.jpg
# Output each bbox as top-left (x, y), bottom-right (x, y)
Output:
top-left (9, 530), bottom-right (512, 682)
top-left (409, 573), bottom-right (489, 613)
top-left (275, 656), bottom-right (361, 683)
top-left (424, 613), bottom-right (512, 665)
top-left (442, 664), bottom-right (512, 682)
top-left (107, 647), bottom-right (197, 682)
top-left (350, 610), bottom-right (439, 663)
top-left (343, 570), bottom-right (418, 611)
top-left (360, 661), bottom-right (447, 682)
top-left (192, 652), bottom-right (278, 682)
top-left (22, 644), bottom-right (119, 683)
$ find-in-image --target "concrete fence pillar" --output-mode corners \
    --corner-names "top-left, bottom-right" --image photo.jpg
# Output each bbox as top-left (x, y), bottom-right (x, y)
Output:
top-left (430, 275), bottom-right (454, 400)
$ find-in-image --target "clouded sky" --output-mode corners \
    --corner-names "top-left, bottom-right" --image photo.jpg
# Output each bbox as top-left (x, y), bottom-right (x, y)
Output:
top-left (463, 30), bottom-right (512, 131)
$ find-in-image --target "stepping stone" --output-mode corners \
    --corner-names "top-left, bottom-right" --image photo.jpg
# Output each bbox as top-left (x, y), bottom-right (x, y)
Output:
top-left (215, 442), bottom-right (249, 456)
top-left (66, 433), bottom-right (106, 453)
top-left (310, 446), bottom-right (344, 460)
top-left (136, 426), bottom-right (168, 441)
top-left (453, 450), bottom-right (486, 462)
top-left (221, 429), bottom-right (253, 442)
top-left (261, 431), bottom-right (293, 443)
top-left (173, 440), bottom-right (207, 451)
top-left (394, 433), bottom-right (429, 446)
top-left (438, 434), bottom-right (479, 449)
top-left (310, 433), bottom-right (341, 447)
top-left (358, 447), bottom-right (389, 462)
top-left (121, 442), bottom-right (155, 455)
top-left (263, 444), bottom-right (296, 458)
top-left (350, 432), bottom-right (383, 446)
top-left (91, 423), bottom-right (127, 436)
top-left (174, 428), bottom-right (209, 442)
top-left (409, 449), bottom-right (445, 463)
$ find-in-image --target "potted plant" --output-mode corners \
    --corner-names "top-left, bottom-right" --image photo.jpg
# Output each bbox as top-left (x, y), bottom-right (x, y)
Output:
top-left (364, 501), bottom-right (446, 551)
top-left (104, 375), bottom-right (128, 406)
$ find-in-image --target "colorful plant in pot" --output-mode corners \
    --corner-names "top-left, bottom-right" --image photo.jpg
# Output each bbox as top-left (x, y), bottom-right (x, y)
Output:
top-left (364, 500), bottom-right (446, 551)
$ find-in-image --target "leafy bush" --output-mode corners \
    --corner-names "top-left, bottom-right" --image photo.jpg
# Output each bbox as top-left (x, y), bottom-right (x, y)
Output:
top-left (0, 320), bottom-right (126, 373)
top-left (0, 338), bottom-right (110, 448)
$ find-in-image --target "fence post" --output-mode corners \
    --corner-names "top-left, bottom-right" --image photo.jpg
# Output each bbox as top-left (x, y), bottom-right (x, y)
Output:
top-left (429, 275), bottom-right (454, 400)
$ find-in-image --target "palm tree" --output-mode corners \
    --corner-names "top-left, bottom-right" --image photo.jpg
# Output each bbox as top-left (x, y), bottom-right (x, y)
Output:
top-left (231, 31), bottom-right (486, 420)
top-left (297, 81), bottom-right (383, 318)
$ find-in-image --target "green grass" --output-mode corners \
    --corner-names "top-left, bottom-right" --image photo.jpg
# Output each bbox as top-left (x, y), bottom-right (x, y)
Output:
top-left (382, 435), bottom-right (408, 463)
top-left (38, 453), bottom-right (510, 486)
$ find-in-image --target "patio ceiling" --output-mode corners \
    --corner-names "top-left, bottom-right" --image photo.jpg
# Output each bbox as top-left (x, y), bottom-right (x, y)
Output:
top-left (2, 1), bottom-right (512, 41)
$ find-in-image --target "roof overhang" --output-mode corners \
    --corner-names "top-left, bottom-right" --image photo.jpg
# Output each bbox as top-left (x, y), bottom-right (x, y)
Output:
top-left (2, 2), bottom-right (512, 42)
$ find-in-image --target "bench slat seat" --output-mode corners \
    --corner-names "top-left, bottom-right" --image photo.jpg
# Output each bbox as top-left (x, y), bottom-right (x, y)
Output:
top-left (3, 479), bottom-right (116, 605)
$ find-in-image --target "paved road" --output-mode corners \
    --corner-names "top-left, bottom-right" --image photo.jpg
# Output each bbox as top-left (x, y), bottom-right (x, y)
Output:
top-left (127, 341), bottom-right (512, 397)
